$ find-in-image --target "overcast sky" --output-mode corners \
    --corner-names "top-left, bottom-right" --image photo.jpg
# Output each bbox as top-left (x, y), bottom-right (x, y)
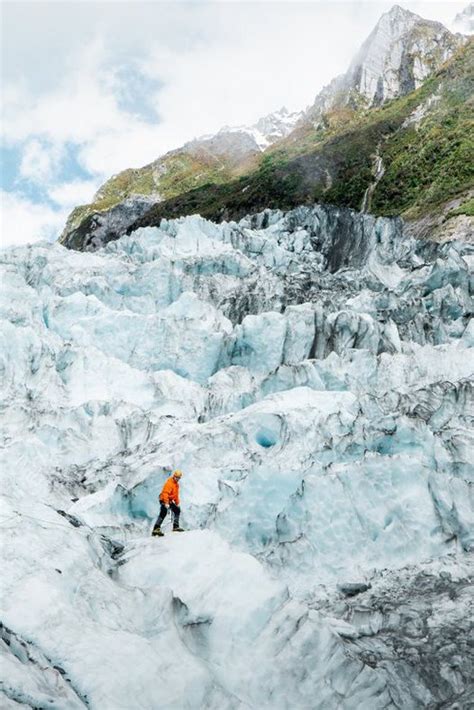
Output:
top-left (1, 0), bottom-right (469, 247)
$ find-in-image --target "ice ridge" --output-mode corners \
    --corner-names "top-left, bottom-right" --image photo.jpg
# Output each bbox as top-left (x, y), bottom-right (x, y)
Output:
top-left (1, 204), bottom-right (473, 708)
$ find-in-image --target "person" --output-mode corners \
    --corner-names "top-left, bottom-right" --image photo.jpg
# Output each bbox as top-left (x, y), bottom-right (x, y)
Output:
top-left (152, 470), bottom-right (184, 536)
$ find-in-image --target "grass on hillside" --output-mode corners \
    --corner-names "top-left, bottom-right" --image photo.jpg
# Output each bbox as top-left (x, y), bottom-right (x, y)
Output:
top-left (131, 39), bottom-right (473, 229)
top-left (65, 39), bottom-right (474, 242)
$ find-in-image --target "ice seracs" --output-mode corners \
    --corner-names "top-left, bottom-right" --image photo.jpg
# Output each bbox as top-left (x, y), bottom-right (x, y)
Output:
top-left (1, 204), bottom-right (473, 707)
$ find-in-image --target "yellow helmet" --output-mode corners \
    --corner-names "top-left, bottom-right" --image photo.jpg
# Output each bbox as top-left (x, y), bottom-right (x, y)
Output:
top-left (173, 469), bottom-right (183, 478)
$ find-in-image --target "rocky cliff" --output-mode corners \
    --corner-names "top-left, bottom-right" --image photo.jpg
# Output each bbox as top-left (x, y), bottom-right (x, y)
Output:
top-left (305, 4), bottom-right (465, 122)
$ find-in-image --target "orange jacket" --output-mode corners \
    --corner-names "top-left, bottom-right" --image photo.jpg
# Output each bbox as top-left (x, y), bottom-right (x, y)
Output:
top-left (160, 476), bottom-right (180, 505)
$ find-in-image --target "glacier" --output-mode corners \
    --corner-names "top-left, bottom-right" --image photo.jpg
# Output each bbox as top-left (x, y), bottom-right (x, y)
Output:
top-left (1, 204), bottom-right (473, 709)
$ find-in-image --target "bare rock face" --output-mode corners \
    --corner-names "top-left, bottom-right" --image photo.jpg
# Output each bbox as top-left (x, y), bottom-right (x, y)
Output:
top-left (348, 5), bottom-right (463, 103)
top-left (306, 5), bottom-right (465, 122)
top-left (405, 192), bottom-right (474, 244)
top-left (60, 195), bottom-right (160, 251)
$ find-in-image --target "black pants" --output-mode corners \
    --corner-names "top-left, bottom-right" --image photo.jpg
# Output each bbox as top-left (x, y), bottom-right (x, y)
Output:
top-left (153, 502), bottom-right (180, 530)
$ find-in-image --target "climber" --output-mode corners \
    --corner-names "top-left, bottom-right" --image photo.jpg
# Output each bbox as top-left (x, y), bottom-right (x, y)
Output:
top-left (152, 470), bottom-right (184, 536)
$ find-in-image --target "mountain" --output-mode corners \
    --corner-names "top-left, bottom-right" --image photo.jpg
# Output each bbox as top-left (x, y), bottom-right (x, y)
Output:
top-left (66, 39), bottom-right (474, 251)
top-left (198, 106), bottom-right (304, 155)
top-left (61, 107), bottom-right (302, 250)
top-left (3, 205), bottom-right (473, 707)
top-left (305, 4), bottom-right (464, 123)
top-left (60, 5), bottom-right (471, 251)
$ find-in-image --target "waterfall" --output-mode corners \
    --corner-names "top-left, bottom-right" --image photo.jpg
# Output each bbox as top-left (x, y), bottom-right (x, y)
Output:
top-left (361, 146), bottom-right (385, 213)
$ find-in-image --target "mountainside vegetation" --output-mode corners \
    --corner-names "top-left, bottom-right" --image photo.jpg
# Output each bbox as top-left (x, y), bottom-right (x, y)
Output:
top-left (62, 149), bottom-right (239, 237)
top-left (60, 34), bottom-right (473, 249)
top-left (128, 39), bottom-right (472, 232)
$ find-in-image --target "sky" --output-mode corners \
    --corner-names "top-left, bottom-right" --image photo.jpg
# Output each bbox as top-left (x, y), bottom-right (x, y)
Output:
top-left (0, 0), bottom-right (469, 247)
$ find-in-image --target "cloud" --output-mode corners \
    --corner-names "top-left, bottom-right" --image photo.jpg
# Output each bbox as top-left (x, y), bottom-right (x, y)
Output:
top-left (48, 179), bottom-right (100, 210)
top-left (111, 62), bottom-right (163, 122)
top-left (19, 139), bottom-right (64, 183)
top-left (1, 191), bottom-right (66, 248)
top-left (1, 179), bottom-right (100, 251)
top-left (2, 39), bottom-right (172, 179)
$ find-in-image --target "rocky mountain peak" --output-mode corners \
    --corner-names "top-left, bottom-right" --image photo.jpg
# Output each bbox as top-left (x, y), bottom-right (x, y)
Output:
top-left (363, 4), bottom-right (420, 46)
top-left (214, 106), bottom-right (303, 149)
top-left (385, 4), bottom-right (419, 22)
top-left (171, 106), bottom-right (303, 167)
top-left (306, 4), bottom-right (465, 121)
top-left (347, 4), bottom-right (462, 104)
top-left (253, 106), bottom-right (304, 146)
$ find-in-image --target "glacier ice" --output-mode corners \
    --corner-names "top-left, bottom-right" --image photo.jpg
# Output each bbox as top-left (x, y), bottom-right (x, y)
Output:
top-left (1, 205), bottom-right (473, 708)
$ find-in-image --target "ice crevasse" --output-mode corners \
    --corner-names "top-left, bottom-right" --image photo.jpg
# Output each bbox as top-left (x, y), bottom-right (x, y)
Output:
top-left (0, 204), bottom-right (473, 709)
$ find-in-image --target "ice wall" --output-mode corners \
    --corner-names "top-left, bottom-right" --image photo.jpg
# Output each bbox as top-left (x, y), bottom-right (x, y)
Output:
top-left (1, 205), bottom-right (473, 708)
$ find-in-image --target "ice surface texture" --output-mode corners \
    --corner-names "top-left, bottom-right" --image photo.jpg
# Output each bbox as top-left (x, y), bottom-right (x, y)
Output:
top-left (1, 205), bottom-right (473, 708)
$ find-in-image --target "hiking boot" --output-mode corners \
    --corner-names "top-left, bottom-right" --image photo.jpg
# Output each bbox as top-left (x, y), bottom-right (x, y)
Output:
top-left (172, 526), bottom-right (184, 532)
top-left (152, 527), bottom-right (164, 537)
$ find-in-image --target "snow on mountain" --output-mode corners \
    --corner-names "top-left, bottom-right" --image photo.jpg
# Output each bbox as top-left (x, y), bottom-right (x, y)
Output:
top-left (250, 106), bottom-right (305, 148)
top-left (187, 106), bottom-right (304, 158)
top-left (2, 205), bottom-right (473, 707)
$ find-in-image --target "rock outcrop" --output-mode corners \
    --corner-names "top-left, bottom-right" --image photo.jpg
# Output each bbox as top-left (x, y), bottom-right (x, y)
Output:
top-left (306, 5), bottom-right (465, 123)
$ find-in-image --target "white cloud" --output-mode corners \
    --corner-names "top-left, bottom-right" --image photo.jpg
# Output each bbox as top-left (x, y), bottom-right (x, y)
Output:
top-left (19, 139), bottom-right (63, 183)
top-left (0, 191), bottom-right (66, 248)
top-left (3, 40), bottom-right (171, 179)
top-left (48, 179), bottom-right (100, 210)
